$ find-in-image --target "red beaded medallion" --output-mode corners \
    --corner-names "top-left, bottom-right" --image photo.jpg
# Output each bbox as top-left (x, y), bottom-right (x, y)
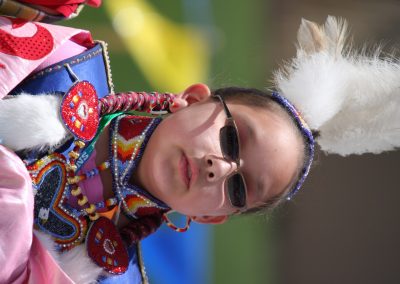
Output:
top-left (61, 81), bottom-right (99, 141)
top-left (86, 217), bottom-right (129, 274)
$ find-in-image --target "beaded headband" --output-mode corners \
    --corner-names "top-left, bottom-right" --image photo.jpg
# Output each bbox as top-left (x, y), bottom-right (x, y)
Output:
top-left (271, 92), bottom-right (315, 200)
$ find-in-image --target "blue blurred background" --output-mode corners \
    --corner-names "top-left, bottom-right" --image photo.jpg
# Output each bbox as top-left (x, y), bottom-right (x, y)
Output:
top-left (67, 1), bottom-right (400, 283)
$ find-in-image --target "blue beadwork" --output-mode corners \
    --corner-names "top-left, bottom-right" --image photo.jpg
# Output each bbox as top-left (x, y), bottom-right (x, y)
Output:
top-left (271, 92), bottom-right (315, 200)
top-left (109, 115), bottom-right (170, 220)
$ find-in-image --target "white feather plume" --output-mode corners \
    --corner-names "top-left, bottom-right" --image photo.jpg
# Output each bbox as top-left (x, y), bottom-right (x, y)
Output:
top-left (274, 16), bottom-right (400, 156)
top-left (0, 93), bottom-right (70, 151)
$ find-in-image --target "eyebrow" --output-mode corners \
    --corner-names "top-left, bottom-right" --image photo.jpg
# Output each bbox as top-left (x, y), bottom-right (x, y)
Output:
top-left (236, 113), bottom-right (254, 149)
top-left (245, 120), bottom-right (255, 142)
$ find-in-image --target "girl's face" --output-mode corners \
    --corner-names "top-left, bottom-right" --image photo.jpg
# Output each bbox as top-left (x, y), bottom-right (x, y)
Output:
top-left (135, 84), bottom-right (302, 223)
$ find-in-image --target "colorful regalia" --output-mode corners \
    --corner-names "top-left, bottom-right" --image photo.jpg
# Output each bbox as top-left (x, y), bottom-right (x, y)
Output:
top-left (0, 15), bottom-right (175, 283)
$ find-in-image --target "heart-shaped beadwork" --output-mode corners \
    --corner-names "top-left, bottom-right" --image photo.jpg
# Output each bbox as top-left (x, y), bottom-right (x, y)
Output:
top-left (27, 153), bottom-right (87, 247)
top-left (86, 217), bottom-right (129, 274)
top-left (61, 81), bottom-right (99, 141)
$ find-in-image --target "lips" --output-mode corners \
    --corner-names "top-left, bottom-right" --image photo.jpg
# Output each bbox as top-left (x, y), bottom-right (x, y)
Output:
top-left (179, 153), bottom-right (198, 189)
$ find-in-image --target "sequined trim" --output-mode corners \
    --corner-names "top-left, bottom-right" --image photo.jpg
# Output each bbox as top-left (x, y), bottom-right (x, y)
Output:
top-left (97, 40), bottom-right (115, 94)
top-left (137, 242), bottom-right (149, 284)
top-left (109, 114), bottom-right (169, 220)
top-left (25, 45), bottom-right (103, 81)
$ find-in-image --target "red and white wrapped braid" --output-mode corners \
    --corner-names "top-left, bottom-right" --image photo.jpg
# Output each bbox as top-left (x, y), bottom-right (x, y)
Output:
top-left (99, 91), bottom-right (176, 116)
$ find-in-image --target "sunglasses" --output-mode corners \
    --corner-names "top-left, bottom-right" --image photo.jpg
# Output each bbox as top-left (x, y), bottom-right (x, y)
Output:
top-left (214, 95), bottom-right (247, 210)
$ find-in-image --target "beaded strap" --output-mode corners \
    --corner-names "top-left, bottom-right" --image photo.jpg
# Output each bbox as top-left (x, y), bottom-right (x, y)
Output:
top-left (99, 92), bottom-right (176, 116)
top-left (162, 212), bottom-right (192, 233)
top-left (67, 140), bottom-right (100, 221)
top-left (271, 92), bottom-right (315, 200)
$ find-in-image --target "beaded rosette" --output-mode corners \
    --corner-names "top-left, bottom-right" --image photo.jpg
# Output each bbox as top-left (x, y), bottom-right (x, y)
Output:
top-left (60, 80), bottom-right (99, 141)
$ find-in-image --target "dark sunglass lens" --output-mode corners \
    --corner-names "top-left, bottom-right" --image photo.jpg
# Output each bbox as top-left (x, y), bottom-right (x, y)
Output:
top-left (227, 174), bottom-right (246, 208)
top-left (220, 125), bottom-right (239, 161)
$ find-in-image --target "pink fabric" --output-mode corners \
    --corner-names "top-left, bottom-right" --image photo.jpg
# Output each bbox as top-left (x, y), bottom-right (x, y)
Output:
top-left (0, 16), bottom-right (92, 99)
top-left (68, 150), bottom-right (105, 208)
top-left (0, 146), bottom-right (73, 283)
top-left (0, 145), bottom-right (33, 283)
top-left (78, 150), bottom-right (105, 204)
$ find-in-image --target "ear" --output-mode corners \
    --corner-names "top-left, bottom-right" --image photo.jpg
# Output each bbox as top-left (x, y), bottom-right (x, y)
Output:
top-left (191, 215), bottom-right (228, 225)
top-left (170, 83), bottom-right (211, 113)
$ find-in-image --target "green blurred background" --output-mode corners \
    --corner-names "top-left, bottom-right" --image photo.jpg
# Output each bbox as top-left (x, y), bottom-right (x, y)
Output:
top-left (66, 1), bottom-right (400, 283)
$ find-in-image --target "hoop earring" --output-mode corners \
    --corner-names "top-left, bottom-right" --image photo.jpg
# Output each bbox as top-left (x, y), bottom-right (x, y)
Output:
top-left (162, 211), bottom-right (192, 233)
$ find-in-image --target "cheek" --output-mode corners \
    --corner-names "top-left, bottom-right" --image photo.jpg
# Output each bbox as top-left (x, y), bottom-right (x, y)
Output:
top-left (166, 120), bottom-right (221, 155)
top-left (178, 184), bottom-right (229, 216)
top-left (199, 184), bottom-right (224, 205)
top-left (188, 132), bottom-right (220, 158)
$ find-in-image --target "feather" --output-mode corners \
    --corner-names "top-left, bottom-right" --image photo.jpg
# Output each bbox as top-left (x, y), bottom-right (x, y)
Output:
top-left (273, 16), bottom-right (400, 156)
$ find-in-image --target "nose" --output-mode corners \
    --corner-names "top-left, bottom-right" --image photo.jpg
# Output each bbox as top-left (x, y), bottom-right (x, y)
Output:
top-left (205, 155), bottom-right (238, 182)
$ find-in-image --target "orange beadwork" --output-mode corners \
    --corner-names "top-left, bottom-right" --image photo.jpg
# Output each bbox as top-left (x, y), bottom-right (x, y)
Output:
top-left (162, 212), bottom-right (192, 233)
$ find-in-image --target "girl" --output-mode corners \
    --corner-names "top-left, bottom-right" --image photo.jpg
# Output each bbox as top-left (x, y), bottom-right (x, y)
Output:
top-left (0, 13), bottom-right (313, 283)
top-left (1, 7), bottom-right (399, 284)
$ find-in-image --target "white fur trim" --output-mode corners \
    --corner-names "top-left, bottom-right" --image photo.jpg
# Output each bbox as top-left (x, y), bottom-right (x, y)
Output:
top-left (274, 16), bottom-right (400, 155)
top-left (34, 230), bottom-right (103, 284)
top-left (58, 244), bottom-right (103, 284)
top-left (34, 230), bottom-right (61, 262)
top-left (0, 93), bottom-right (69, 151)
